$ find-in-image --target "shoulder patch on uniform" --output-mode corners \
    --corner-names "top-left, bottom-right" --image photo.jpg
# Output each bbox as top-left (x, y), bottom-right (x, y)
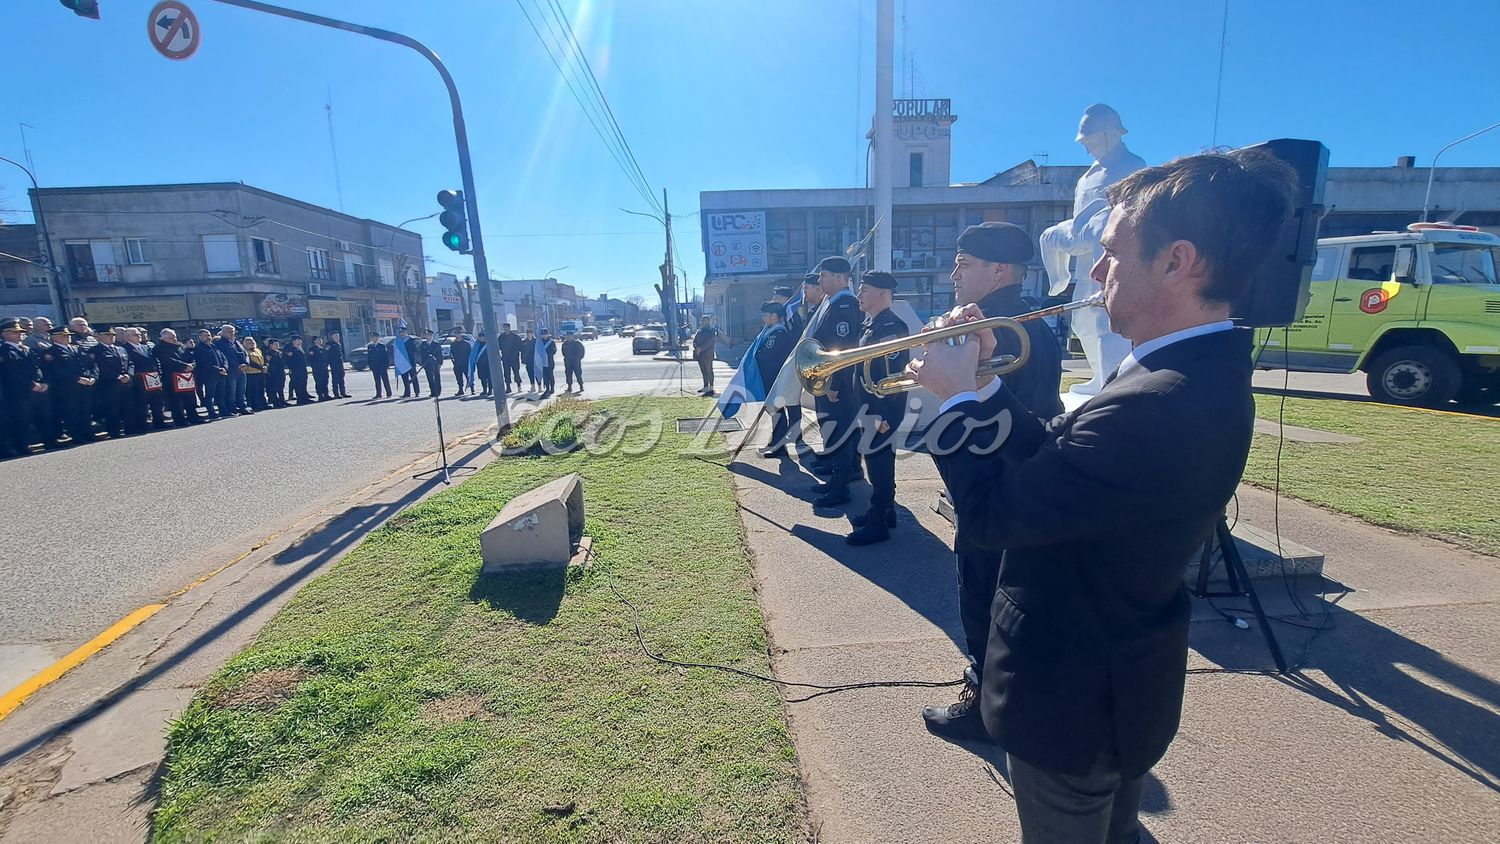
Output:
top-left (764, 336), bottom-right (776, 349)
top-left (835, 322), bottom-right (850, 337)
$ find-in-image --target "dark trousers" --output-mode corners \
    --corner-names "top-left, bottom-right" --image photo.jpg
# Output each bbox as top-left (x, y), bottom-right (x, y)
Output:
top-left (696, 353), bottom-right (714, 390)
top-left (564, 360), bottom-right (583, 388)
top-left (92, 382), bottom-right (127, 437)
top-left (523, 362), bottom-right (538, 388)
top-left (502, 357), bottom-right (520, 389)
top-left (247, 373), bottom-right (267, 410)
top-left (955, 536), bottom-right (1002, 679)
top-left (201, 376), bottom-right (225, 417)
top-left (312, 368), bottom-right (330, 399)
top-left (770, 402), bottom-right (803, 449)
top-left (330, 364), bottom-right (346, 397)
top-left (452, 363), bottom-right (469, 394)
top-left (863, 426), bottom-right (897, 513)
top-left (2, 395), bottom-right (38, 456)
top-left (372, 366), bottom-right (392, 397)
top-left (291, 371), bottom-right (312, 404)
top-left (400, 368), bottom-right (419, 396)
top-left (814, 402), bottom-right (858, 485)
top-left (267, 373), bottom-right (287, 406)
top-left (1007, 750), bottom-right (1145, 844)
top-left (167, 384), bottom-right (201, 425)
top-left (477, 367), bottom-right (492, 394)
top-left (425, 365), bottom-right (442, 397)
top-left (541, 365), bottom-right (555, 393)
top-left (54, 389), bottom-right (93, 444)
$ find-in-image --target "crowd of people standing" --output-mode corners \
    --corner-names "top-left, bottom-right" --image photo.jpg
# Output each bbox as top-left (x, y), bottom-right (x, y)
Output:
top-left (0, 315), bottom-right (359, 460)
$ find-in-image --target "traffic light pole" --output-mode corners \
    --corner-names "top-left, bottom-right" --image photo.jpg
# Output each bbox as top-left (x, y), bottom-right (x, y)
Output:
top-left (204, 0), bottom-right (509, 434)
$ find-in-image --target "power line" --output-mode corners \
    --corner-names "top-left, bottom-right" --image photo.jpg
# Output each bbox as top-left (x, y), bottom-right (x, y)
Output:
top-left (1211, 0), bottom-right (1229, 148)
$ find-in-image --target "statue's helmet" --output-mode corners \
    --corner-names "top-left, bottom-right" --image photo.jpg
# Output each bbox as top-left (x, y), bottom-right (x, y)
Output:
top-left (1076, 103), bottom-right (1127, 142)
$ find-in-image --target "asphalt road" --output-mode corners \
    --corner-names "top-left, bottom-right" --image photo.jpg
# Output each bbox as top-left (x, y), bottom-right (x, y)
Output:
top-left (0, 336), bottom-right (720, 692)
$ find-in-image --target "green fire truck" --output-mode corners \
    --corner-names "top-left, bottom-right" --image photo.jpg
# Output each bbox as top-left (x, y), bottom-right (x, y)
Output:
top-left (1254, 222), bottom-right (1500, 407)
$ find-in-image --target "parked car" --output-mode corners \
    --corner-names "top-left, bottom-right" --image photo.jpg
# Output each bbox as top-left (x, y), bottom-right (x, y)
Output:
top-left (579, 326), bottom-right (598, 340)
top-left (348, 336), bottom-right (393, 371)
top-left (620, 325), bottom-right (637, 337)
top-left (632, 329), bottom-right (665, 355)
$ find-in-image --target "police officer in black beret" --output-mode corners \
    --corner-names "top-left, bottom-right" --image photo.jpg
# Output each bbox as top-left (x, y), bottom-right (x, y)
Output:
top-left (806, 255), bottom-right (864, 507)
top-left (0, 317), bottom-right (47, 458)
top-left (90, 326), bottom-right (133, 438)
top-left (921, 220), bottom-right (1065, 739)
top-left (846, 271), bottom-right (910, 544)
top-left (39, 324), bottom-right (99, 446)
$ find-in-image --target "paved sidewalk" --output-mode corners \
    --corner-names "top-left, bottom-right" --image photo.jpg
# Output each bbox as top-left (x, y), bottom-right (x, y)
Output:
top-left (730, 443), bottom-right (1500, 843)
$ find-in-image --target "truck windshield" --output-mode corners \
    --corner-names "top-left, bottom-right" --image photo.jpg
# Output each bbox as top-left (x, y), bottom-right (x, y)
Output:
top-left (1429, 243), bottom-right (1499, 285)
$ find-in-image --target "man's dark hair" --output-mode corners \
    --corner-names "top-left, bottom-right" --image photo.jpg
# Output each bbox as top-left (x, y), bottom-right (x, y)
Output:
top-left (1107, 149), bottom-right (1297, 303)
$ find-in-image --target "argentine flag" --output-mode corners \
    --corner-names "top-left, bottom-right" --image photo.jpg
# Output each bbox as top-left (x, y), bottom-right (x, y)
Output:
top-left (783, 290), bottom-right (802, 322)
top-left (715, 324), bottom-right (774, 418)
top-left (468, 337), bottom-right (486, 383)
top-left (393, 336), bottom-right (414, 375)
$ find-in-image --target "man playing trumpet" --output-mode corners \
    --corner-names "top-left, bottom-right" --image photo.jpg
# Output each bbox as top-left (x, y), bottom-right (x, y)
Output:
top-left (910, 150), bottom-right (1298, 843)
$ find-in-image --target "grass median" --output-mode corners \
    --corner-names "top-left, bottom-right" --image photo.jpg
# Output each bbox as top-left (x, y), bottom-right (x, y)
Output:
top-left (151, 396), bottom-right (805, 842)
top-left (1245, 394), bottom-right (1499, 556)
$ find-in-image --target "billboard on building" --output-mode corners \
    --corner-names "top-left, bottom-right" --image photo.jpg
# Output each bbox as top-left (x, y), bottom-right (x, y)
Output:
top-left (258, 292), bottom-right (308, 318)
top-left (705, 211), bottom-right (767, 276)
top-left (85, 296), bottom-right (189, 323)
top-left (187, 293), bottom-right (255, 321)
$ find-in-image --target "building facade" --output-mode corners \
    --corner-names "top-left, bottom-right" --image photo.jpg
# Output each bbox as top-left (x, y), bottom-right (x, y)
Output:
top-left (0, 223), bottom-right (60, 322)
top-left (31, 182), bottom-right (424, 347)
top-left (700, 98), bottom-right (1500, 342)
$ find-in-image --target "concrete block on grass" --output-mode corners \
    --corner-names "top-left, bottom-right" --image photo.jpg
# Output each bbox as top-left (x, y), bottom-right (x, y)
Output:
top-left (481, 473), bottom-right (585, 573)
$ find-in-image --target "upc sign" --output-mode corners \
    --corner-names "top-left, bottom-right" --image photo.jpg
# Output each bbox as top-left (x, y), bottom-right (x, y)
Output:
top-left (705, 211), bottom-right (767, 276)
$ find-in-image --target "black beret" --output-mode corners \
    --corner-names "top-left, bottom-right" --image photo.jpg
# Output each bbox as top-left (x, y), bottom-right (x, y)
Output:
top-left (957, 221), bottom-right (1034, 264)
top-left (802, 272), bottom-right (820, 285)
top-left (773, 285), bottom-right (793, 296)
top-left (816, 255), bottom-right (852, 274)
top-left (0, 318), bottom-right (21, 331)
top-left (760, 301), bottom-right (785, 315)
top-left (861, 271), bottom-right (897, 290)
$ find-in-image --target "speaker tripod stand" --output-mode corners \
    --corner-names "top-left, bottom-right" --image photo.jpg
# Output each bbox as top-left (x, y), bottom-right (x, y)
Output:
top-left (1191, 515), bottom-right (1288, 673)
top-left (412, 390), bottom-right (478, 486)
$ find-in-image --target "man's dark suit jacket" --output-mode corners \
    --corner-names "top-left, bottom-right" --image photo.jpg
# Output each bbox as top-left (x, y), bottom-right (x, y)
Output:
top-left (933, 327), bottom-right (1255, 778)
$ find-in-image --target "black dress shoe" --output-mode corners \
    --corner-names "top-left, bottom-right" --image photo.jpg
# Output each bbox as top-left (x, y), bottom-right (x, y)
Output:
top-left (813, 488), bottom-right (852, 508)
top-left (757, 444), bottom-right (784, 459)
top-left (851, 507), bottom-right (897, 529)
top-left (922, 676), bottom-right (993, 742)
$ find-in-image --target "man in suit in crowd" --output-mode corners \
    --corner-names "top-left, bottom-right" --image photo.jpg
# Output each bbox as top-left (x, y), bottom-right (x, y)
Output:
top-left (419, 329), bottom-right (444, 397)
top-left (285, 335), bottom-right (312, 405)
top-left (535, 328), bottom-right (557, 396)
top-left (153, 329), bottom-right (203, 426)
top-left (910, 150), bottom-right (1297, 843)
top-left (921, 221), bottom-right (1065, 740)
top-left (561, 332), bottom-right (585, 391)
top-left (366, 337), bottom-right (392, 398)
top-left (449, 332), bottom-right (473, 395)
top-left (40, 324), bottom-right (98, 445)
top-left (119, 327), bottom-right (167, 433)
top-left (498, 323), bottom-right (523, 394)
top-left (327, 331), bottom-right (349, 398)
top-left (89, 326), bottom-right (133, 438)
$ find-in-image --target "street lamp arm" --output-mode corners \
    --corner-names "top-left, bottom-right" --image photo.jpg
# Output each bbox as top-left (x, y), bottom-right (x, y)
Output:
top-left (0, 153), bottom-right (66, 316)
top-left (620, 207), bottom-right (665, 225)
top-left (1422, 119), bottom-right (1500, 222)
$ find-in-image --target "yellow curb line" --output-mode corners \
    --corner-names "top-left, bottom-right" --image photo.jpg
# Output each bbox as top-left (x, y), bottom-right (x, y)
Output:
top-left (0, 425), bottom-right (495, 725)
top-left (0, 604), bottom-right (167, 720)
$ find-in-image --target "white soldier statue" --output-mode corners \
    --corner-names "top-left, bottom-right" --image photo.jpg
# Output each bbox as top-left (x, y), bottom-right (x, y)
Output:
top-left (1040, 103), bottom-right (1147, 400)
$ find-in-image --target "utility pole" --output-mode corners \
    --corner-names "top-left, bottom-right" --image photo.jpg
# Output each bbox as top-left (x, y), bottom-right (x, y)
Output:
top-left (658, 188), bottom-right (680, 354)
top-left (873, 0), bottom-right (895, 272)
top-left (197, 0), bottom-right (509, 434)
top-left (1, 155), bottom-right (66, 317)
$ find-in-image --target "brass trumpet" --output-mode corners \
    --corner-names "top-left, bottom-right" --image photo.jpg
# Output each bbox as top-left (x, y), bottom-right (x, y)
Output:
top-left (794, 292), bottom-right (1106, 397)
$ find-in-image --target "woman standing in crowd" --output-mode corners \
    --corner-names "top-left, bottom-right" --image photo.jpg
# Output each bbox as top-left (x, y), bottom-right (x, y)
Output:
top-left (243, 336), bottom-right (268, 411)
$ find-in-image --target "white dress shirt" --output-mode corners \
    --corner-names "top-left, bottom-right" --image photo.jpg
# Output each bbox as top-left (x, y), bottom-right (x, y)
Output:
top-left (937, 319), bottom-right (1235, 414)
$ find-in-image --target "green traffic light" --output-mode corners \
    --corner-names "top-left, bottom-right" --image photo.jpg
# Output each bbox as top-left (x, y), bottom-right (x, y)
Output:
top-left (443, 231), bottom-right (464, 251)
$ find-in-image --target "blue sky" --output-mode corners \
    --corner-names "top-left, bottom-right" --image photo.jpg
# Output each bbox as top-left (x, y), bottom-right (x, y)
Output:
top-left (4, 0), bottom-right (1499, 299)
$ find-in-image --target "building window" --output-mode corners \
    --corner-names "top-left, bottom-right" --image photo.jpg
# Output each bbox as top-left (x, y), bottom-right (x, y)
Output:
top-left (30, 275), bottom-right (48, 287)
top-left (308, 247), bottom-right (331, 280)
top-left (435, 308), bottom-right (454, 324)
top-left (377, 318), bottom-right (396, 336)
top-left (2, 277), bottom-right (16, 289)
top-left (202, 234), bottom-right (241, 273)
top-left (252, 238), bottom-right (278, 274)
top-left (125, 238), bottom-right (148, 265)
top-left (342, 254), bottom-right (356, 286)
top-left (379, 258), bottom-right (396, 287)
top-left (910, 152), bottom-right (924, 187)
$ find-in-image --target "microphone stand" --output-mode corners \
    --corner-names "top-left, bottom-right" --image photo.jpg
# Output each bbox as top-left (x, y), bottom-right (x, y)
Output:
top-left (412, 364), bottom-right (478, 485)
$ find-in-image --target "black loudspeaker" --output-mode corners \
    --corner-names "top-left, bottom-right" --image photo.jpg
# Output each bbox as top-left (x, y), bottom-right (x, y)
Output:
top-left (1231, 138), bottom-right (1329, 328)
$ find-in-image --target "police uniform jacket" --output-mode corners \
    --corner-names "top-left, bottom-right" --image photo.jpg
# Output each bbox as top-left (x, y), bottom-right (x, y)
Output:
top-left (308, 346), bottom-right (329, 373)
top-left (92, 343), bottom-right (133, 384)
top-left (808, 290), bottom-right (862, 420)
top-left (327, 340), bottom-right (345, 366)
top-left (40, 343), bottom-right (98, 392)
top-left (561, 338), bottom-right (585, 363)
top-left (498, 331), bottom-right (523, 361)
top-left (978, 285), bottom-right (1064, 420)
top-left (1, 341), bottom-right (44, 400)
top-left (786, 306), bottom-right (806, 340)
top-left (753, 323), bottom-right (792, 388)
top-left (419, 339), bottom-right (443, 368)
top-left (366, 342), bottom-right (390, 370)
top-left (284, 346), bottom-right (309, 374)
top-left (450, 338), bottom-right (472, 368)
top-left (266, 349), bottom-right (286, 379)
top-left (855, 307), bottom-right (910, 426)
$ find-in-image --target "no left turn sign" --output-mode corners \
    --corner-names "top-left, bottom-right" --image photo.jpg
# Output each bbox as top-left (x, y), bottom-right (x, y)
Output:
top-left (148, 1), bottom-right (201, 61)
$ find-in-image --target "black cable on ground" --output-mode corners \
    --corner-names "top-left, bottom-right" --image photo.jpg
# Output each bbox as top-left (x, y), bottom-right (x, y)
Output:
top-left (603, 576), bottom-right (962, 701)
